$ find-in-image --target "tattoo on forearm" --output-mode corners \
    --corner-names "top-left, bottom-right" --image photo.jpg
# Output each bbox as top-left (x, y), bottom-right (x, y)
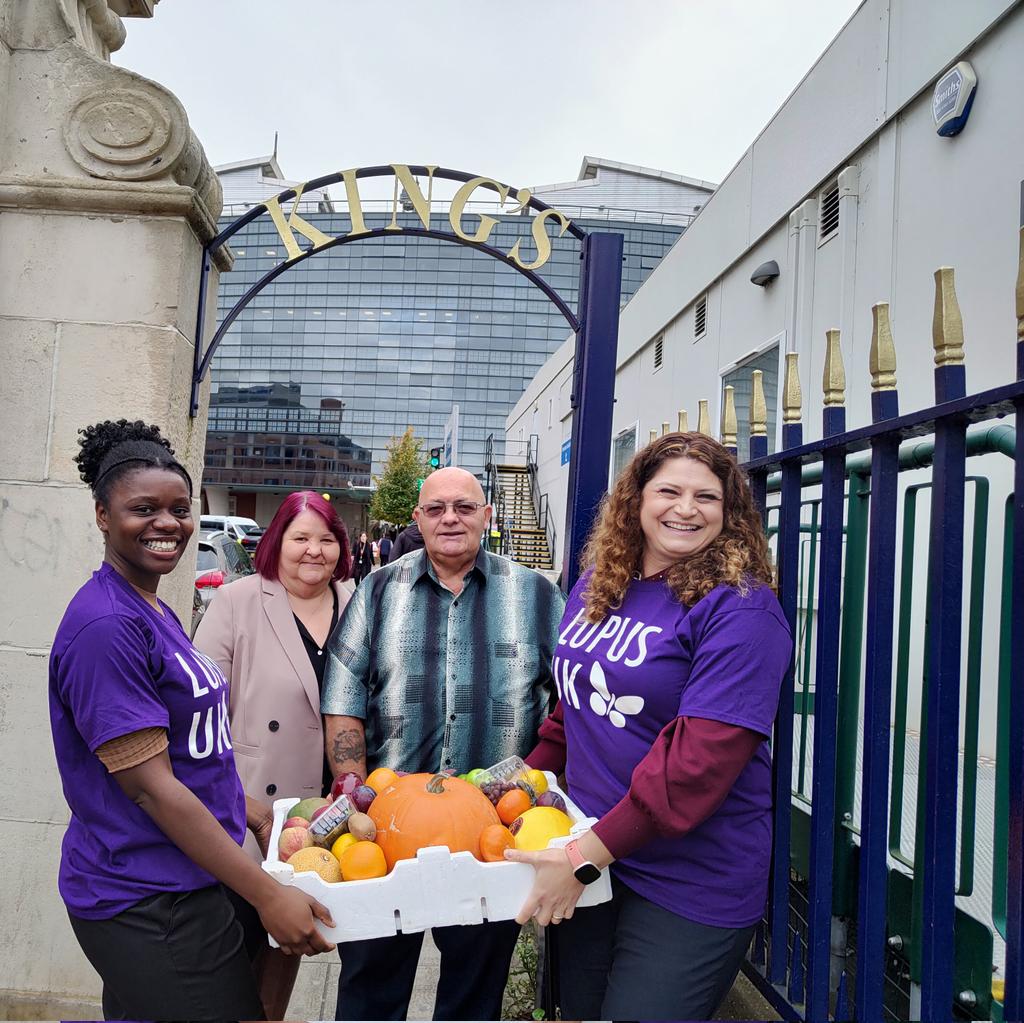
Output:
top-left (331, 729), bottom-right (366, 766)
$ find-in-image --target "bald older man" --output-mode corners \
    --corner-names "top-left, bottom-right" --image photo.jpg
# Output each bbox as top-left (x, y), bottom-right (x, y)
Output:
top-left (322, 467), bottom-right (565, 1022)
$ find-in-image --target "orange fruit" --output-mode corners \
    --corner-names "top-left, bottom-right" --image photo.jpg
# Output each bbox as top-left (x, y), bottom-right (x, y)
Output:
top-left (339, 840), bottom-right (387, 881)
top-left (479, 823), bottom-right (515, 862)
top-left (496, 787), bottom-right (532, 825)
top-left (365, 767), bottom-right (400, 794)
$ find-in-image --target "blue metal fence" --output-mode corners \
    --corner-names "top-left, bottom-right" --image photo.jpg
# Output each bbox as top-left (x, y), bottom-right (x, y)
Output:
top-left (728, 240), bottom-right (1024, 1022)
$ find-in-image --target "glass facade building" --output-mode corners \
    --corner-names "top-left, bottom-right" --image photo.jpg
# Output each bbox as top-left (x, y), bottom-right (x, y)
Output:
top-left (202, 164), bottom-right (705, 524)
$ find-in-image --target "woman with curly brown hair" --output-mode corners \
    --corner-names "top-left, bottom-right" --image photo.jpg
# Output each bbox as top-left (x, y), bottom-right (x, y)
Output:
top-left (506, 432), bottom-right (792, 1021)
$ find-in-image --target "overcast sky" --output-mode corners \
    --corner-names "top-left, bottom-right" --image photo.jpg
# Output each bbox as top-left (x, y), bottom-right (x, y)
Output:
top-left (117, 0), bottom-right (861, 194)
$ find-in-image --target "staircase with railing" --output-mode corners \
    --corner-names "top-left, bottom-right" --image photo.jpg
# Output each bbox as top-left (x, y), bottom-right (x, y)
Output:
top-left (484, 433), bottom-right (555, 571)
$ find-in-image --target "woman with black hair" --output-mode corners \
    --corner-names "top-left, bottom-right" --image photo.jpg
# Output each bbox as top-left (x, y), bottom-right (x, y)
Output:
top-left (48, 419), bottom-right (335, 1022)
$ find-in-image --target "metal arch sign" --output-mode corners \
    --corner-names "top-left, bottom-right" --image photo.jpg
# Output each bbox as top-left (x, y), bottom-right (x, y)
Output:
top-left (189, 162), bottom-right (624, 592)
top-left (190, 164), bottom-right (588, 418)
top-left (266, 166), bottom-right (576, 271)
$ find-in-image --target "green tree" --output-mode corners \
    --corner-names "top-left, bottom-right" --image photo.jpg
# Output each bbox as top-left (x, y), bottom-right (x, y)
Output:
top-left (370, 427), bottom-right (429, 525)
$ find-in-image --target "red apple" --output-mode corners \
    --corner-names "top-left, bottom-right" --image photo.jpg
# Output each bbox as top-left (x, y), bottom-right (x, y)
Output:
top-left (330, 771), bottom-right (363, 801)
top-left (282, 816), bottom-right (309, 830)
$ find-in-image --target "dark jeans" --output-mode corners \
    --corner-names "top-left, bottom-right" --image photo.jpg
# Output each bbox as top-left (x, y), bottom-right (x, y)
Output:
top-left (68, 884), bottom-right (264, 1022)
top-left (335, 919), bottom-right (521, 1021)
top-left (557, 875), bottom-right (755, 1021)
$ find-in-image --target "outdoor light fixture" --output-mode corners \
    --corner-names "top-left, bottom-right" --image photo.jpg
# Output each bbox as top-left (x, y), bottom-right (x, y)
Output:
top-left (750, 260), bottom-right (780, 287)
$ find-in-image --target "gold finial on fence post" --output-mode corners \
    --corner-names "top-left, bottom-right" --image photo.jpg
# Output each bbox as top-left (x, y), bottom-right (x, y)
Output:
top-left (661, 421), bottom-right (671, 436)
top-left (697, 399), bottom-right (711, 436)
top-left (783, 353), bottom-right (802, 423)
top-left (869, 303), bottom-right (898, 391)
top-left (750, 371), bottom-right (768, 437)
top-left (932, 267), bottom-right (965, 367)
top-left (677, 410), bottom-right (689, 433)
top-left (823, 329), bottom-right (846, 406)
top-left (721, 386), bottom-right (738, 448)
top-left (649, 429), bottom-right (657, 445)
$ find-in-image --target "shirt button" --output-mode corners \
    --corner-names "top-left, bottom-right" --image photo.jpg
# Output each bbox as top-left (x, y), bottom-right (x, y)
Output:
top-left (268, 720), bottom-right (280, 732)
top-left (449, 714), bottom-right (456, 722)
top-left (452, 601), bottom-right (458, 607)
top-left (266, 783), bottom-right (277, 796)
top-left (444, 759), bottom-right (451, 766)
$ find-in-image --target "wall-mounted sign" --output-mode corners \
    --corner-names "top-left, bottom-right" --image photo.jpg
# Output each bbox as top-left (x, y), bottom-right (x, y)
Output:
top-left (933, 61), bottom-right (977, 137)
top-left (561, 438), bottom-right (572, 466)
top-left (263, 164), bottom-right (572, 271)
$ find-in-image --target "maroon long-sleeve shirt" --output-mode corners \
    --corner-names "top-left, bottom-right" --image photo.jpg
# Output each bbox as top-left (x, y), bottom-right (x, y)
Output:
top-left (525, 700), bottom-right (764, 860)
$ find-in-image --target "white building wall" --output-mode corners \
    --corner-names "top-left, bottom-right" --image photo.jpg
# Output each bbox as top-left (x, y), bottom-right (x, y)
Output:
top-left (508, 0), bottom-right (1024, 758)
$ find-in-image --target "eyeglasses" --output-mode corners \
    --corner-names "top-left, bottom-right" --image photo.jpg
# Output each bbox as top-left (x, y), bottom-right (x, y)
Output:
top-left (417, 501), bottom-right (487, 519)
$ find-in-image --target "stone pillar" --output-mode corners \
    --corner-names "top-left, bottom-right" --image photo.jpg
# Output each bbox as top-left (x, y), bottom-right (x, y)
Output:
top-left (0, 1), bottom-right (227, 1013)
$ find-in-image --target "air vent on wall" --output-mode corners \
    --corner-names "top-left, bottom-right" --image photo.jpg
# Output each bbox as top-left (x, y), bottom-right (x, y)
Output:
top-left (694, 295), bottom-right (707, 339)
top-left (654, 335), bottom-right (664, 370)
top-left (819, 182), bottom-right (840, 241)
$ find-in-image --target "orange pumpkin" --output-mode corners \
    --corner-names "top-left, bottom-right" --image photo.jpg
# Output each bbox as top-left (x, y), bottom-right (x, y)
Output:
top-left (367, 772), bottom-right (500, 870)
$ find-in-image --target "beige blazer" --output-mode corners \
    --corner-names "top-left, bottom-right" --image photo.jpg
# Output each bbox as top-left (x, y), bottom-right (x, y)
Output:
top-left (193, 572), bottom-right (351, 855)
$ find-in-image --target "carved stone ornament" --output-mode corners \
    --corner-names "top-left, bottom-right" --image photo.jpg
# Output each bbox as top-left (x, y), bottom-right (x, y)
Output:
top-left (62, 83), bottom-right (223, 216)
top-left (65, 87), bottom-right (180, 180)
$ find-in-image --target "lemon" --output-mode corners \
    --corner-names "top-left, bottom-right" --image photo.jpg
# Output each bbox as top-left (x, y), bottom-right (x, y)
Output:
top-left (523, 769), bottom-right (549, 796)
top-left (331, 832), bottom-right (359, 859)
top-left (510, 806), bottom-right (573, 851)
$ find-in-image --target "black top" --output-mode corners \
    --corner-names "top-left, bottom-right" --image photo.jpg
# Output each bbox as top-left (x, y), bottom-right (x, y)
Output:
top-left (292, 587), bottom-right (341, 795)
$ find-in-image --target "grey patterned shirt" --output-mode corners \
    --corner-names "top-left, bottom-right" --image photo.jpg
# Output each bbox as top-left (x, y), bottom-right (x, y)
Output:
top-left (321, 548), bottom-right (565, 774)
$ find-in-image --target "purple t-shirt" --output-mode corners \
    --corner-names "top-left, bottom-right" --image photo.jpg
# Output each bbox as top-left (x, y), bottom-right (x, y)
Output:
top-left (49, 563), bottom-right (246, 919)
top-left (556, 573), bottom-right (790, 927)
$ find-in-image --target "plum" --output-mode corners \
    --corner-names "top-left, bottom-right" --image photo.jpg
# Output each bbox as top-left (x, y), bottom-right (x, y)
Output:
top-left (351, 784), bottom-right (377, 813)
top-left (536, 791), bottom-right (567, 813)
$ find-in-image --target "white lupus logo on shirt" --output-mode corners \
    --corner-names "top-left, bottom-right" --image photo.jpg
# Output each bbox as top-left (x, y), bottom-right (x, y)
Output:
top-left (557, 606), bottom-right (662, 666)
top-left (175, 651), bottom-right (233, 760)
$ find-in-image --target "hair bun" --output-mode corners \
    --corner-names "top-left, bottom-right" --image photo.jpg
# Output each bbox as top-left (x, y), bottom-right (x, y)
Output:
top-left (74, 419), bottom-right (174, 488)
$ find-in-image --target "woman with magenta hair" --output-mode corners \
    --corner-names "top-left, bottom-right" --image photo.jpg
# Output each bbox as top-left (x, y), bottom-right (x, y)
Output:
top-left (194, 490), bottom-right (352, 1018)
top-left (508, 433), bottom-right (791, 1021)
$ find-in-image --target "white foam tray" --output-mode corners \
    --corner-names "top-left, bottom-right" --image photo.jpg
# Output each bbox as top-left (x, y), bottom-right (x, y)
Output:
top-left (262, 772), bottom-right (612, 943)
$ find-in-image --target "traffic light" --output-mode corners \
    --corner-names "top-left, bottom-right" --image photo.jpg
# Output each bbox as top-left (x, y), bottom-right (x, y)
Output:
top-left (429, 447), bottom-right (442, 469)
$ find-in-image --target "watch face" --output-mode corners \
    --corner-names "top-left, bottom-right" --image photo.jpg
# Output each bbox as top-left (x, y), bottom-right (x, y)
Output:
top-left (574, 862), bottom-right (602, 885)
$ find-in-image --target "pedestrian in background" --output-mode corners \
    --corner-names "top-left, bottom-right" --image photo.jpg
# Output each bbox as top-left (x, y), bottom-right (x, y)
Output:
top-left (322, 467), bottom-right (565, 1022)
top-left (388, 519), bottom-right (424, 560)
top-left (377, 531), bottom-right (393, 566)
top-left (352, 531), bottom-right (373, 583)
top-left (50, 420), bottom-right (333, 1022)
top-left (194, 490), bottom-right (353, 1019)
top-left (509, 432), bottom-right (791, 1021)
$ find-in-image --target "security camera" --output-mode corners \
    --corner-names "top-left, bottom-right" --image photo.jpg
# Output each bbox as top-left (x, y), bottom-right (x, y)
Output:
top-left (750, 260), bottom-right (780, 287)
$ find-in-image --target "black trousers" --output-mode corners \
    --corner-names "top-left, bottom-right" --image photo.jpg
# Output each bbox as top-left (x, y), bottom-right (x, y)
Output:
top-left (335, 919), bottom-right (521, 1021)
top-left (68, 884), bottom-right (264, 1022)
top-left (556, 875), bottom-right (755, 1021)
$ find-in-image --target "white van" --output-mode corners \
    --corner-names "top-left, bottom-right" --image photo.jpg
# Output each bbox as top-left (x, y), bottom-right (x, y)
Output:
top-left (200, 515), bottom-right (260, 544)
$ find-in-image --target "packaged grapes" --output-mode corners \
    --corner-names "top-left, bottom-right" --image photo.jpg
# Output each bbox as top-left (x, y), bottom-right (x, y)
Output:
top-left (308, 793), bottom-right (355, 848)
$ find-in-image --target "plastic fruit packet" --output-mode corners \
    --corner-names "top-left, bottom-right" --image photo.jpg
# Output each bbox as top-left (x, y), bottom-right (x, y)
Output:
top-left (482, 755), bottom-right (528, 785)
top-left (308, 793), bottom-right (355, 848)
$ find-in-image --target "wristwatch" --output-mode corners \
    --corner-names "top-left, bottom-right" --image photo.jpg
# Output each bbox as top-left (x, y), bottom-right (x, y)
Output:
top-left (564, 838), bottom-right (602, 885)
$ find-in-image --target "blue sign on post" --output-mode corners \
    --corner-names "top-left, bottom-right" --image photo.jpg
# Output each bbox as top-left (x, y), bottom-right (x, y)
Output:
top-left (560, 438), bottom-right (571, 466)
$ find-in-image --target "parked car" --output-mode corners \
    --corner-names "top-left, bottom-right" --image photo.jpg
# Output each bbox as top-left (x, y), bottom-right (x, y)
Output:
top-left (194, 528), bottom-right (255, 606)
top-left (240, 525), bottom-right (266, 554)
top-left (190, 585), bottom-right (206, 638)
top-left (199, 514), bottom-right (260, 545)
